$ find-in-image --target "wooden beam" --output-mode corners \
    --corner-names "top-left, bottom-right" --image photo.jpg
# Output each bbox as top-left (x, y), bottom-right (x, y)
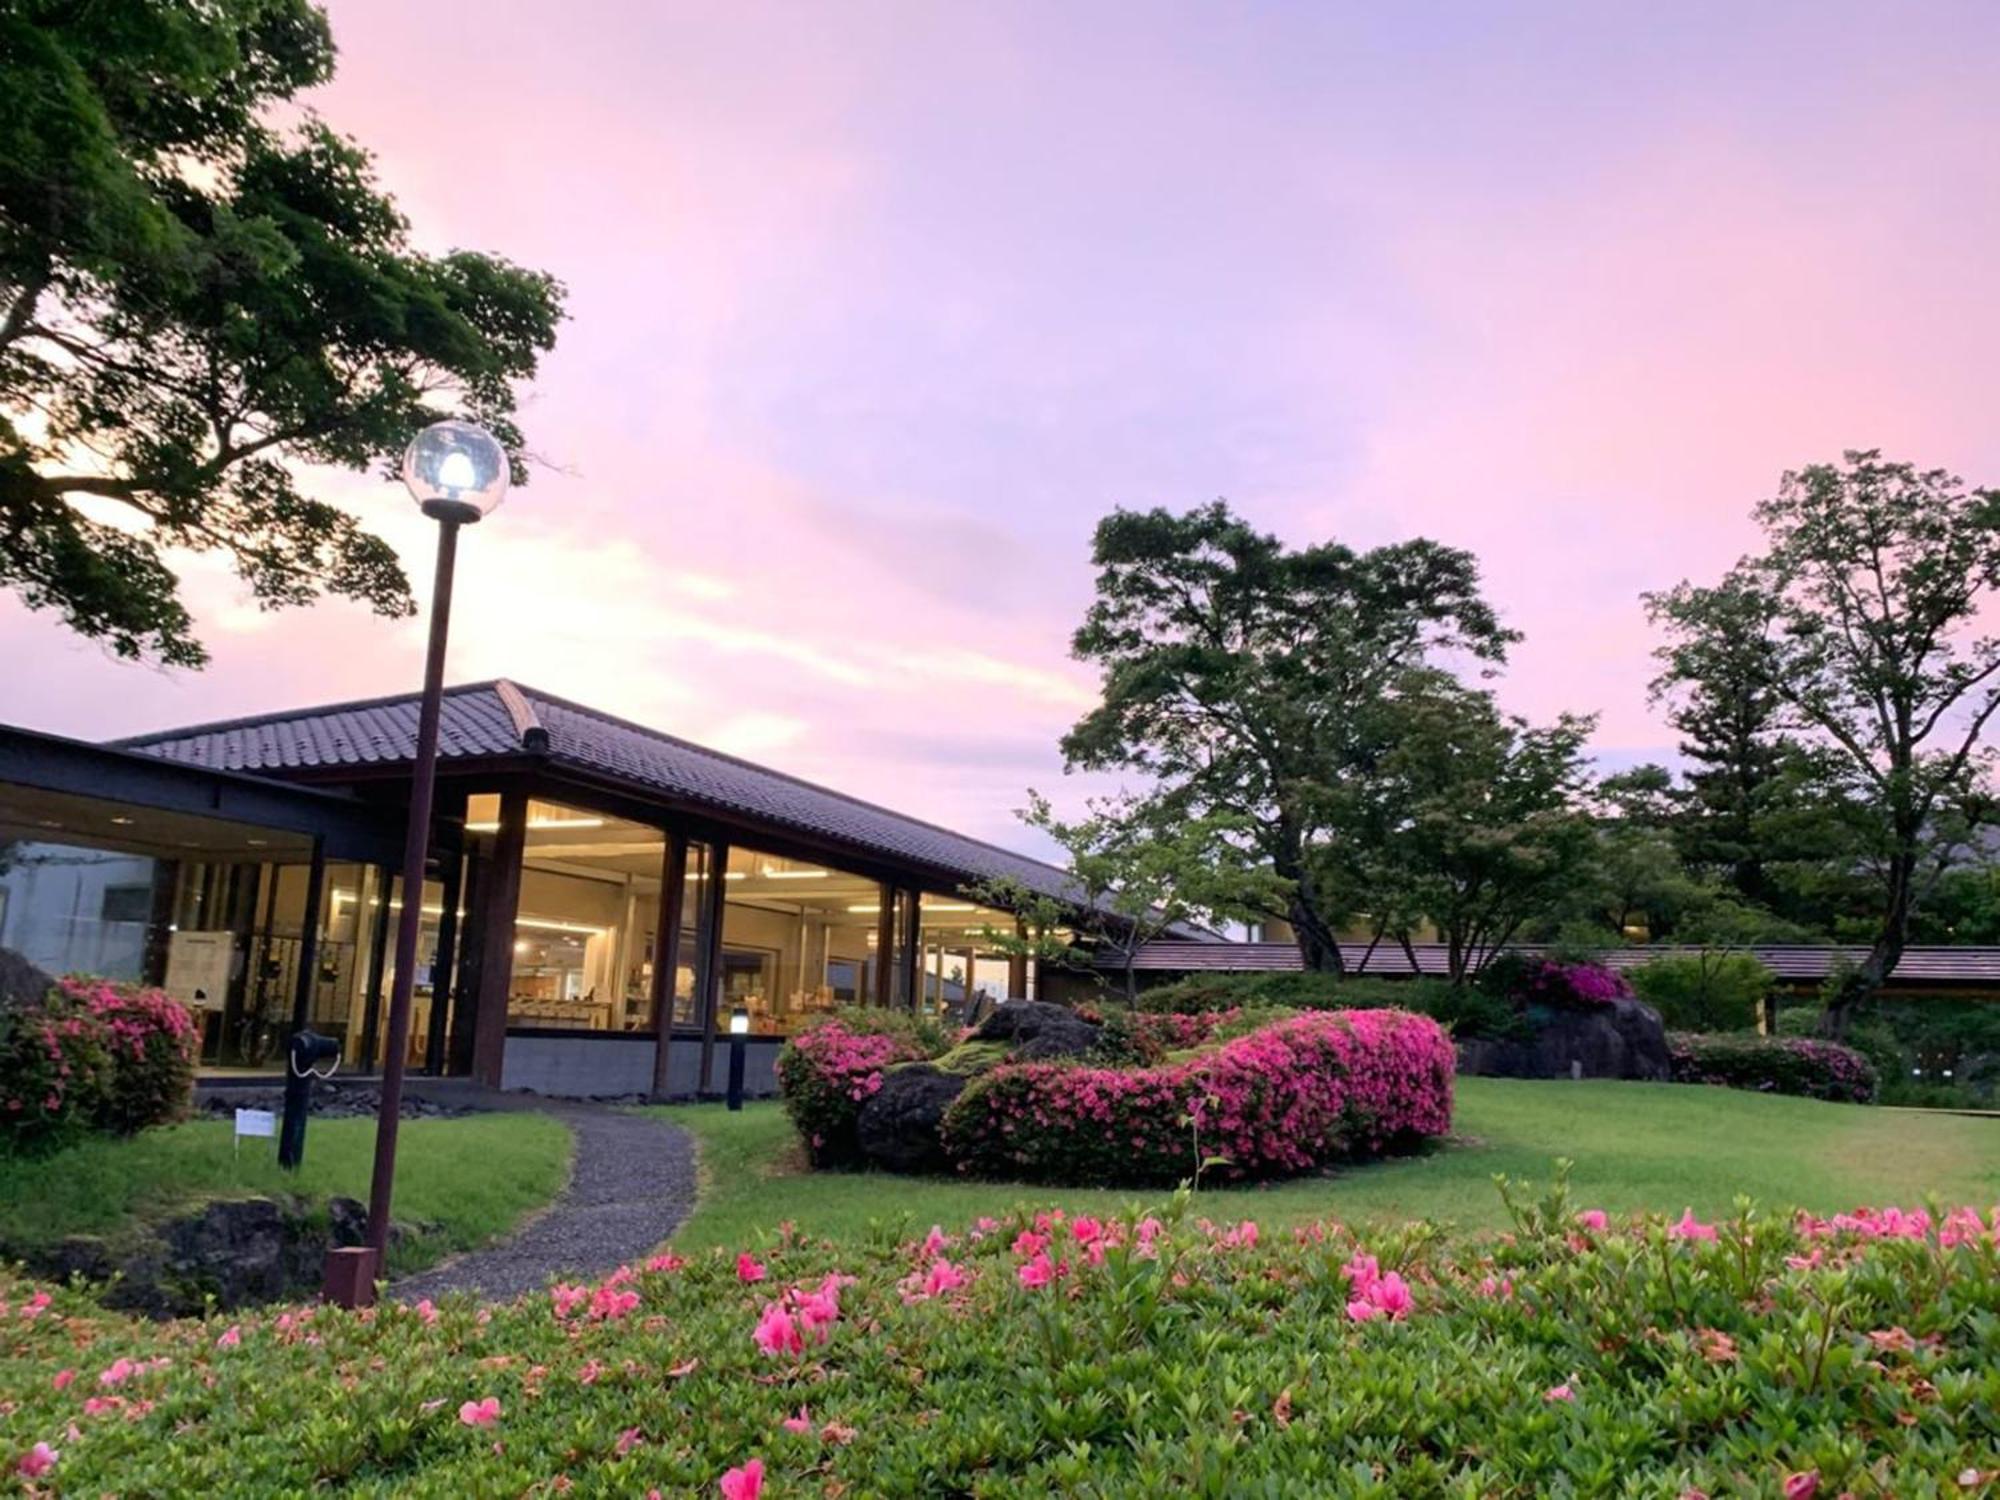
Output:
top-left (695, 842), bottom-right (730, 1093)
top-left (649, 834), bottom-right (688, 1100)
top-left (469, 790), bottom-right (528, 1087)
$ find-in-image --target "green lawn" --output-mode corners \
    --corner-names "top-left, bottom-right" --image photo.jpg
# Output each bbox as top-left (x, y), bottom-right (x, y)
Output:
top-left (652, 1078), bottom-right (2000, 1251)
top-left (0, 1112), bottom-right (572, 1274)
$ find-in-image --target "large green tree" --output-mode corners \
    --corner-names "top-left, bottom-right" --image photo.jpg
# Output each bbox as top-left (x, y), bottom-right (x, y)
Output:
top-left (1342, 673), bottom-right (1597, 983)
top-left (1649, 452), bottom-right (2000, 1033)
top-left (1, 0), bottom-right (564, 665)
top-left (1061, 501), bottom-right (1516, 972)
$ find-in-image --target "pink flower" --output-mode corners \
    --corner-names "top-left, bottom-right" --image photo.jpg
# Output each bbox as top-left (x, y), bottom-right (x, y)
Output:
top-left (215, 1325), bottom-right (241, 1348)
top-left (97, 1358), bottom-right (137, 1388)
top-left (1477, 1275), bottom-right (1513, 1300)
top-left (1783, 1473), bottom-right (1819, 1500)
top-left (781, 1406), bottom-right (814, 1434)
top-left (1011, 1229), bottom-right (1049, 1258)
top-left (616, 1427), bottom-right (644, 1455)
top-left (920, 1225), bottom-right (951, 1257)
top-left (414, 1299), bottom-right (439, 1326)
top-left (1667, 1209), bottom-right (1718, 1243)
top-left (1017, 1252), bottom-right (1057, 1289)
top-left (753, 1303), bottom-right (803, 1357)
top-left (736, 1253), bottom-right (768, 1284)
top-left (1543, 1382), bottom-right (1575, 1403)
top-left (1575, 1209), bottom-right (1608, 1232)
top-left (458, 1397), bottom-right (502, 1428)
top-left (719, 1457), bottom-right (765, 1500)
top-left (16, 1443), bottom-right (58, 1479)
top-left (51, 1369), bottom-right (75, 1391)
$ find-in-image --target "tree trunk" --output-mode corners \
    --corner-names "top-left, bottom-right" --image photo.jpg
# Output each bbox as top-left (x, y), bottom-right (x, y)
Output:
top-left (1286, 884), bottom-right (1346, 975)
top-left (1819, 850), bottom-right (1914, 1038)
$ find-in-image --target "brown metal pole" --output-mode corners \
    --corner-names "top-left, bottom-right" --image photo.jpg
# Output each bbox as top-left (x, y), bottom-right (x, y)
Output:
top-left (364, 518), bottom-right (461, 1261)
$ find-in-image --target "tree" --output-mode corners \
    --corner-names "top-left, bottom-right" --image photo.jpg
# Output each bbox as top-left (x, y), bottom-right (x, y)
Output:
top-left (1061, 501), bottom-right (1516, 973)
top-left (1018, 790), bottom-right (1292, 1001)
top-left (1648, 452), bottom-right (2000, 1033)
top-left (1, 0), bottom-right (565, 665)
top-left (961, 875), bottom-right (1094, 987)
top-left (1348, 674), bottom-right (1597, 983)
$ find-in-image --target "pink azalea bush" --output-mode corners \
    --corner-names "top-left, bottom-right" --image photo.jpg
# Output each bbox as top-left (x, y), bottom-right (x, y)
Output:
top-left (1667, 1031), bottom-right (1878, 1104)
top-left (1480, 952), bottom-right (1633, 1011)
top-left (941, 1008), bottom-right (1454, 1186)
top-left (774, 1018), bottom-right (927, 1168)
top-left (1, 977), bottom-right (196, 1153)
top-left (2, 1186), bottom-right (1996, 1492)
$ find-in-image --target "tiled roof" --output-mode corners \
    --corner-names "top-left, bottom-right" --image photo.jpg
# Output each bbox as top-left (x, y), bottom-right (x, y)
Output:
top-left (1116, 940), bottom-right (2000, 986)
top-left (111, 681), bottom-right (1125, 911)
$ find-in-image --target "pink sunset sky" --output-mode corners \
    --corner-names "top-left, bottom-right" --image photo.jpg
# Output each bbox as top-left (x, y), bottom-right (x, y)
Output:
top-left (8, 1), bottom-right (2000, 857)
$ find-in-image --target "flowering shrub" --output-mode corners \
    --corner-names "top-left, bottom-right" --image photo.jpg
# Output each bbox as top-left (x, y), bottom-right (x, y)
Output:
top-left (775, 1019), bottom-right (928, 1168)
top-left (1669, 1031), bottom-right (1878, 1104)
top-left (1078, 1005), bottom-right (1247, 1064)
top-left (942, 1009), bottom-right (1455, 1186)
top-left (1, 979), bottom-right (196, 1153)
top-left (3, 1179), bottom-right (1998, 1493)
top-left (53, 978), bottom-right (199, 1135)
top-left (1479, 951), bottom-right (1633, 1010)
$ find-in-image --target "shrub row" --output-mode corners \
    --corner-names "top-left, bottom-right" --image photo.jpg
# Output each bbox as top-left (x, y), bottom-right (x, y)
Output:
top-left (4, 1183), bottom-right (1997, 1493)
top-left (1, 978), bottom-right (198, 1153)
top-left (1668, 1030), bottom-right (1878, 1104)
top-left (1135, 970), bottom-right (1530, 1039)
top-left (941, 1008), bottom-right (1456, 1186)
top-left (773, 1019), bottom-right (928, 1169)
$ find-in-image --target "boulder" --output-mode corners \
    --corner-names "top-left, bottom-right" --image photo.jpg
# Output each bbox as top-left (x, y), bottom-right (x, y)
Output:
top-left (856, 1065), bottom-right (967, 1174)
top-left (1457, 996), bottom-right (1671, 1082)
top-left (968, 999), bottom-right (1102, 1062)
top-left (0, 946), bottom-right (54, 1012)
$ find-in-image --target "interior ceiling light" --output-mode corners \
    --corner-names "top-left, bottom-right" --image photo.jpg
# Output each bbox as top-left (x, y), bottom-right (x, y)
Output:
top-left (464, 815), bottom-right (607, 832)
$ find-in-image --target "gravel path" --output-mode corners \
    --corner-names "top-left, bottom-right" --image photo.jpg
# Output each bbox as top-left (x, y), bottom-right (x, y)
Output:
top-left (392, 1102), bottom-right (698, 1304)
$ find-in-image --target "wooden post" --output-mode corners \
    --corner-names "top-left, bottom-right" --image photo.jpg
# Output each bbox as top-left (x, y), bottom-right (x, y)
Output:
top-left (648, 835), bottom-right (687, 1101)
top-left (358, 868), bottom-right (393, 1069)
top-left (872, 883), bottom-right (895, 1005)
top-left (469, 790), bottom-right (528, 1088)
top-left (897, 889), bottom-right (922, 1013)
top-left (695, 842), bottom-right (730, 1094)
top-left (288, 838), bottom-right (327, 1036)
top-left (422, 843), bottom-right (464, 1075)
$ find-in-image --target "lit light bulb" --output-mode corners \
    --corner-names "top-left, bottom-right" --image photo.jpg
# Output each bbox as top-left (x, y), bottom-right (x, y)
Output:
top-left (437, 450), bottom-right (477, 492)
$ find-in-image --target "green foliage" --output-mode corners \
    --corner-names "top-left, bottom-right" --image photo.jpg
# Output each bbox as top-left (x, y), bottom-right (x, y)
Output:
top-left (1667, 1032), bottom-right (1878, 1104)
top-left (1133, 970), bottom-right (1529, 1041)
top-left (1340, 675), bottom-right (1599, 980)
top-left (1648, 452), bottom-right (2000, 1029)
top-left (1061, 500), bottom-right (1518, 970)
top-left (1627, 952), bottom-right (1774, 1033)
top-left (0, 0), bottom-right (565, 664)
top-left (1779, 997), bottom-right (2000, 1107)
top-left (5, 1176), bottom-right (2000, 1493)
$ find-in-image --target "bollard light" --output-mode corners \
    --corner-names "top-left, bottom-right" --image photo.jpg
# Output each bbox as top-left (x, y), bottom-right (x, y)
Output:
top-left (726, 1006), bottom-right (750, 1110)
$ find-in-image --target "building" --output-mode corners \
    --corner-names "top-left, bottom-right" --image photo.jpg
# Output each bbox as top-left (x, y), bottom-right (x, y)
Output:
top-left (1, 681), bottom-right (1142, 1098)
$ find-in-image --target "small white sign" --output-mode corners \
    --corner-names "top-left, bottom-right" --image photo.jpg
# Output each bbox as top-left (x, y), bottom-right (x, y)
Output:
top-left (234, 1108), bottom-right (276, 1139)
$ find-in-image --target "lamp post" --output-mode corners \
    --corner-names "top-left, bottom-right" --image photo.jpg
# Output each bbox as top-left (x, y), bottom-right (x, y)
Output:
top-left (726, 1005), bottom-right (750, 1111)
top-left (329, 420), bottom-right (509, 1308)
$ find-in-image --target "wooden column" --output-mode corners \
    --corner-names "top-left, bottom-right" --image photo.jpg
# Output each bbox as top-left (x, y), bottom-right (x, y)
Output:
top-left (469, 790), bottom-right (528, 1088)
top-left (287, 838), bottom-right (328, 1035)
top-left (695, 842), bottom-right (730, 1093)
top-left (648, 835), bottom-right (688, 1100)
top-left (897, 888), bottom-right (922, 1013)
top-left (1008, 918), bottom-right (1028, 1000)
top-left (358, 868), bottom-right (394, 1069)
top-left (872, 883), bottom-right (895, 1005)
top-left (446, 851), bottom-right (485, 1075)
top-left (422, 844), bottom-right (464, 1076)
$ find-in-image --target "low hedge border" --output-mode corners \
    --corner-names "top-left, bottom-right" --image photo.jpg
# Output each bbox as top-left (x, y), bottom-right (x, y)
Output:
top-left (2, 978), bottom-right (198, 1154)
top-left (941, 1008), bottom-right (1455, 1186)
top-left (1668, 1031), bottom-right (1878, 1104)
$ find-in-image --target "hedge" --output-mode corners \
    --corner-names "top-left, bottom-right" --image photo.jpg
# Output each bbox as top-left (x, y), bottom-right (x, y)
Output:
top-left (3, 1183), bottom-right (1997, 1493)
top-left (1135, 970), bottom-right (1527, 1040)
top-left (1627, 952), bottom-right (1773, 1032)
top-left (942, 1008), bottom-right (1455, 1186)
top-left (774, 1018), bottom-right (929, 1168)
top-left (1667, 1031), bottom-right (1878, 1104)
top-left (1, 978), bottom-right (197, 1153)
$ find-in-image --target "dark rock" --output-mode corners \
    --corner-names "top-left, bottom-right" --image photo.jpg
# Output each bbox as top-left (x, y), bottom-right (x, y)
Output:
top-left (159, 1197), bottom-right (292, 1307)
top-left (1457, 996), bottom-right (1671, 1082)
top-left (0, 946), bottom-right (54, 1012)
top-left (968, 999), bottom-right (1102, 1061)
top-left (326, 1195), bottom-right (369, 1247)
top-left (856, 1065), bottom-right (967, 1174)
top-left (196, 1083), bottom-right (472, 1121)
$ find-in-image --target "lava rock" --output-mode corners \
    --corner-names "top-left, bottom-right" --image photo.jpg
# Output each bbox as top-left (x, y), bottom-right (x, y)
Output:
top-left (856, 1065), bottom-right (967, 1175)
top-left (0, 946), bottom-right (54, 1012)
top-left (1457, 996), bottom-right (1672, 1082)
top-left (968, 999), bottom-right (1102, 1061)
top-left (196, 1083), bottom-right (471, 1121)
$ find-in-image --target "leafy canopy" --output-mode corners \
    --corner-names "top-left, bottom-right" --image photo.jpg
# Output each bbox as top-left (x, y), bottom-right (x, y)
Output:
top-left (1062, 500), bottom-right (1516, 970)
top-left (0, 0), bottom-right (565, 665)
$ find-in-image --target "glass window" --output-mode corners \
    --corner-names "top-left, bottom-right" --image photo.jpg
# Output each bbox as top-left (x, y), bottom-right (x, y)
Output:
top-left (719, 847), bottom-right (886, 1036)
top-left (467, 796), bottom-right (667, 1033)
top-left (916, 892), bottom-right (1020, 1018)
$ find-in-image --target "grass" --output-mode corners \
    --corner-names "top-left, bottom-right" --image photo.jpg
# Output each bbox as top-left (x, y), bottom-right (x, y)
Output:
top-left (651, 1077), bottom-right (2000, 1251)
top-left (0, 1113), bottom-right (573, 1274)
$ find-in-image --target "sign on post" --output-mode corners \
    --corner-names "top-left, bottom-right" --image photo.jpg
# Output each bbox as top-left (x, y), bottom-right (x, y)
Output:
top-left (234, 1107), bottom-right (276, 1161)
